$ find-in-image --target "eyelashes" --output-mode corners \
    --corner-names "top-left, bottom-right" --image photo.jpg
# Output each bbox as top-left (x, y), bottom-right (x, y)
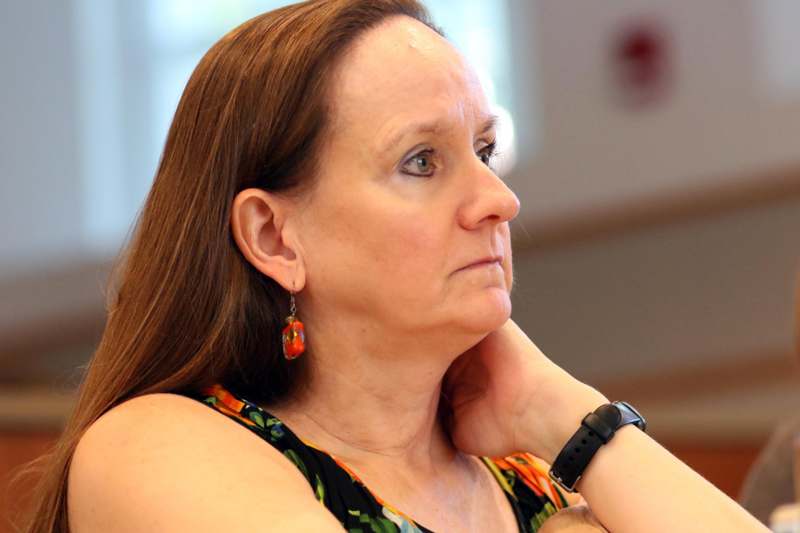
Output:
top-left (478, 141), bottom-right (498, 167)
top-left (400, 140), bottom-right (499, 178)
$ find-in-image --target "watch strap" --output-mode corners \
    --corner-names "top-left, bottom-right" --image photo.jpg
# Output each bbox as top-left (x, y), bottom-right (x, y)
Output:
top-left (548, 423), bottom-right (605, 492)
top-left (548, 401), bottom-right (646, 492)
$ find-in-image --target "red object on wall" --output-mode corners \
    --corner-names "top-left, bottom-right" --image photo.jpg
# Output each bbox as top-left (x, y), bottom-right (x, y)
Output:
top-left (612, 19), bottom-right (673, 108)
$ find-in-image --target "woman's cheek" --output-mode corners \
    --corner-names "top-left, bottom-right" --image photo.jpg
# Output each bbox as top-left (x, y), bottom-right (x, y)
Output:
top-left (387, 214), bottom-right (440, 254)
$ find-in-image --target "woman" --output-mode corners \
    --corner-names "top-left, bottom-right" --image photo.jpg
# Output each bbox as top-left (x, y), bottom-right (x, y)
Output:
top-left (18, 1), bottom-right (767, 531)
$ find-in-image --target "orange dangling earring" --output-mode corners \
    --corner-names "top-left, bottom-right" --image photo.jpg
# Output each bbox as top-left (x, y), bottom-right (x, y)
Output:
top-left (282, 289), bottom-right (305, 360)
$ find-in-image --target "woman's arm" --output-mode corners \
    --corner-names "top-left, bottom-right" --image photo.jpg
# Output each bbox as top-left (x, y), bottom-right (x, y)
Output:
top-left (519, 407), bottom-right (768, 533)
top-left (69, 393), bottom-right (345, 532)
top-left (443, 319), bottom-right (768, 533)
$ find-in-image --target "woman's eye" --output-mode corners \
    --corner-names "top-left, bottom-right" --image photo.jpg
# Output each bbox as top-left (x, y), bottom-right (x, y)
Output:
top-left (478, 142), bottom-right (497, 167)
top-left (401, 150), bottom-right (436, 177)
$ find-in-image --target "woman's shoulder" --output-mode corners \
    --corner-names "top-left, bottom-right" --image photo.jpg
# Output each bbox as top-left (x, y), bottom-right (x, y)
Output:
top-left (68, 392), bottom-right (343, 532)
top-left (72, 392), bottom-right (294, 475)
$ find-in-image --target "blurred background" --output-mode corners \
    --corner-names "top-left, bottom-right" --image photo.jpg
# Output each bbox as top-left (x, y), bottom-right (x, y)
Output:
top-left (2, 0), bottom-right (800, 529)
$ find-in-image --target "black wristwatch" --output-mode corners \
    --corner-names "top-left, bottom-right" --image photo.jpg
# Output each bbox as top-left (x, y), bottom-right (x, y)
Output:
top-left (548, 401), bottom-right (646, 492)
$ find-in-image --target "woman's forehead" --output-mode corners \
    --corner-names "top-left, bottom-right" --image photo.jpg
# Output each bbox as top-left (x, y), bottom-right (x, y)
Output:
top-left (329, 16), bottom-right (489, 143)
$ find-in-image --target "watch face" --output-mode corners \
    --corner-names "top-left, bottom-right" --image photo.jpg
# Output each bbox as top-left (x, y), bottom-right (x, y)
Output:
top-left (615, 401), bottom-right (647, 431)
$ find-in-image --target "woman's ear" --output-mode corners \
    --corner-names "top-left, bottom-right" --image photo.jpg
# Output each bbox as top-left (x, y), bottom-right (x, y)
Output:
top-left (230, 188), bottom-right (306, 292)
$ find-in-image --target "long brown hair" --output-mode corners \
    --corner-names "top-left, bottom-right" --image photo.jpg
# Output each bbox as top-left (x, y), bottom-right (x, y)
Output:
top-left (13, 1), bottom-right (440, 531)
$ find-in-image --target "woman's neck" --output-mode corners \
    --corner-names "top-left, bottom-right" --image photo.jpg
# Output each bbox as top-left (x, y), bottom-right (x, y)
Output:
top-left (262, 324), bottom-right (478, 479)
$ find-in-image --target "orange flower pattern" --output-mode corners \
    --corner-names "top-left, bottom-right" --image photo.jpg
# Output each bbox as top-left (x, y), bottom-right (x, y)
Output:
top-left (192, 384), bottom-right (567, 532)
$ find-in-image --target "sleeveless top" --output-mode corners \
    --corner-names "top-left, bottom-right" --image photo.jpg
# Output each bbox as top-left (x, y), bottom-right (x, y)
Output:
top-left (187, 384), bottom-right (568, 532)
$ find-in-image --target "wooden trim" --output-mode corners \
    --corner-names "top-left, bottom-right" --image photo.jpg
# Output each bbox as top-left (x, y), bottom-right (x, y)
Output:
top-left (0, 314), bottom-right (103, 371)
top-left (0, 387), bottom-right (75, 431)
top-left (0, 260), bottom-right (109, 381)
top-left (598, 350), bottom-right (800, 403)
top-left (512, 165), bottom-right (800, 250)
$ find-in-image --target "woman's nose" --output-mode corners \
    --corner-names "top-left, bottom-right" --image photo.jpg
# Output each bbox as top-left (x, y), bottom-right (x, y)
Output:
top-left (458, 160), bottom-right (521, 230)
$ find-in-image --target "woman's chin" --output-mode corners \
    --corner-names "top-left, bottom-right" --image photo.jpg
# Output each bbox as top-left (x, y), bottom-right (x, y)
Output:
top-left (456, 288), bottom-right (512, 333)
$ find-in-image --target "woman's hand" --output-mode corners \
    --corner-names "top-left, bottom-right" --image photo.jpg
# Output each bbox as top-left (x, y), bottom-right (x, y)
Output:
top-left (442, 319), bottom-right (769, 533)
top-left (441, 319), bottom-right (607, 462)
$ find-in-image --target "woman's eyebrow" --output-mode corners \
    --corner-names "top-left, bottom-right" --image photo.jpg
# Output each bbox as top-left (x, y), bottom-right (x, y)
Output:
top-left (477, 114), bottom-right (499, 137)
top-left (380, 120), bottom-right (445, 156)
top-left (380, 114), bottom-right (498, 156)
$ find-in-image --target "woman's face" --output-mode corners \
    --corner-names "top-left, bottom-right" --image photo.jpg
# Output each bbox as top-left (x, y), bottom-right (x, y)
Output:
top-left (295, 16), bottom-right (520, 341)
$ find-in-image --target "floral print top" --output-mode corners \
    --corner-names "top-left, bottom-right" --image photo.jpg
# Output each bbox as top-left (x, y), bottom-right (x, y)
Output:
top-left (189, 384), bottom-right (568, 532)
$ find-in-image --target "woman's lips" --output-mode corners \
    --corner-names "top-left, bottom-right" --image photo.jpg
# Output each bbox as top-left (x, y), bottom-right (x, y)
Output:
top-left (458, 257), bottom-right (503, 272)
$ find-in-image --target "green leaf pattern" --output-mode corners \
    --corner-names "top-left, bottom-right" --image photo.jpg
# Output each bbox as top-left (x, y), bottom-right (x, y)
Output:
top-left (195, 384), bottom-right (564, 532)
top-left (248, 410), bottom-right (265, 428)
top-left (283, 449), bottom-right (310, 481)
